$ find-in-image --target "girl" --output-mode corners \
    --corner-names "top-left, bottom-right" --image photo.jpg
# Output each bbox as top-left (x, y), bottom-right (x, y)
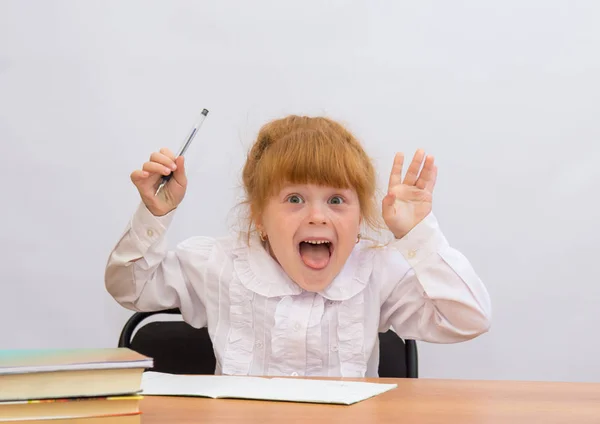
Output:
top-left (105, 115), bottom-right (491, 377)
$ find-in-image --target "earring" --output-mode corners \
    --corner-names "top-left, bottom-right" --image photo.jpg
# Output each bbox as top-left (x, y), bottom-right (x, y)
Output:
top-left (259, 230), bottom-right (268, 242)
top-left (356, 233), bottom-right (361, 244)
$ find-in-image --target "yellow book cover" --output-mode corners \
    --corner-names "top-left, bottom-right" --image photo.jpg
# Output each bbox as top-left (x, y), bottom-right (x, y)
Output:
top-left (0, 395), bottom-right (143, 421)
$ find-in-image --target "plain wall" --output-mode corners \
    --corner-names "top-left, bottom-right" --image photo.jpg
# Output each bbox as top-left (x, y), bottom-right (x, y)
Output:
top-left (1, 0), bottom-right (599, 382)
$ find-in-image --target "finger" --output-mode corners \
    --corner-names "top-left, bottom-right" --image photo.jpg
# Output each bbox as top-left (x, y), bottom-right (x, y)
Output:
top-left (387, 152), bottom-right (404, 193)
top-left (142, 161), bottom-right (173, 176)
top-left (415, 155), bottom-right (435, 190)
top-left (170, 156), bottom-right (187, 187)
top-left (159, 147), bottom-right (176, 161)
top-left (426, 165), bottom-right (438, 192)
top-left (130, 169), bottom-right (150, 183)
top-left (403, 149), bottom-right (425, 186)
top-left (150, 151), bottom-right (177, 171)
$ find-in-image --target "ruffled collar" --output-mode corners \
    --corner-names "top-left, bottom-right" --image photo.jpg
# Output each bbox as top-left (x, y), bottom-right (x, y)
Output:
top-left (231, 234), bottom-right (376, 301)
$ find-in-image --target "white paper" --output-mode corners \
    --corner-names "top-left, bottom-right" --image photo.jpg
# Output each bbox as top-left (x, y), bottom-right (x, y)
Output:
top-left (141, 372), bottom-right (397, 405)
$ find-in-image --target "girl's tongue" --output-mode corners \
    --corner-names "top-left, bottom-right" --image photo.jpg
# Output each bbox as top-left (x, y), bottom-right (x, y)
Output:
top-left (299, 242), bottom-right (330, 269)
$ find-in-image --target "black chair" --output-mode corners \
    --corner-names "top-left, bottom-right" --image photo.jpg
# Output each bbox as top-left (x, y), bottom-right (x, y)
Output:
top-left (118, 308), bottom-right (418, 378)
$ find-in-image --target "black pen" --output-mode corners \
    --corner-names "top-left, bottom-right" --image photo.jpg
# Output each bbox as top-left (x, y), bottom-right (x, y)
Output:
top-left (155, 108), bottom-right (209, 196)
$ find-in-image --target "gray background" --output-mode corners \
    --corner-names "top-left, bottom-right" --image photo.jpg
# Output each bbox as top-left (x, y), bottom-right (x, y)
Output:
top-left (1, 1), bottom-right (598, 382)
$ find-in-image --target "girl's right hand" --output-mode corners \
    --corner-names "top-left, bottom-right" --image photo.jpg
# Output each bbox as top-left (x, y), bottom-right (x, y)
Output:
top-left (130, 147), bottom-right (187, 216)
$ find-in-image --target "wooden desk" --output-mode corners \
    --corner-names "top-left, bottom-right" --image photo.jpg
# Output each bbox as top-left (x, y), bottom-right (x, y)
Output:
top-left (139, 378), bottom-right (600, 424)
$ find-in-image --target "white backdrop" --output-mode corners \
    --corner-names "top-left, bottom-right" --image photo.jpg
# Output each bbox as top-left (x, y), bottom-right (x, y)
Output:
top-left (1, 0), bottom-right (599, 382)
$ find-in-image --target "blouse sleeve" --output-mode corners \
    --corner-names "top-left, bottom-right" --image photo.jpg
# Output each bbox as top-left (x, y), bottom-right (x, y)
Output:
top-left (377, 213), bottom-right (492, 343)
top-left (104, 203), bottom-right (215, 328)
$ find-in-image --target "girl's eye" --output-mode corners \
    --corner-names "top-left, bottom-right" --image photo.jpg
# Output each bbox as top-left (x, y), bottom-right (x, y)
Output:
top-left (287, 195), bottom-right (304, 204)
top-left (329, 196), bottom-right (344, 205)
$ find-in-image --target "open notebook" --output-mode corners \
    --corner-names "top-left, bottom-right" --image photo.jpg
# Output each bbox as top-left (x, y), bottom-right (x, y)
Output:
top-left (141, 372), bottom-right (397, 405)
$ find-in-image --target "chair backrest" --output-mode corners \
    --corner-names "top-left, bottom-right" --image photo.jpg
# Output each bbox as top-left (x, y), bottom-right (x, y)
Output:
top-left (118, 309), bottom-right (418, 378)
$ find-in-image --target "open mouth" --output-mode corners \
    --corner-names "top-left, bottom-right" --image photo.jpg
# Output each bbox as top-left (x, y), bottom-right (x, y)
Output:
top-left (298, 239), bottom-right (334, 270)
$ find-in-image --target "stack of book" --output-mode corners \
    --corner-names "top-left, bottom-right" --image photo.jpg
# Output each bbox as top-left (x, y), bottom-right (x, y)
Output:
top-left (0, 348), bottom-right (153, 423)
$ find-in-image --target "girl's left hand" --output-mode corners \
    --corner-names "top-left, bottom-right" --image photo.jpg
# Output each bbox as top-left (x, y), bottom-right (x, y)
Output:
top-left (382, 149), bottom-right (438, 239)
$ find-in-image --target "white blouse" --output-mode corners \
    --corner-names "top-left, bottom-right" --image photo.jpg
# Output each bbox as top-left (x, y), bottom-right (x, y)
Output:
top-left (105, 203), bottom-right (491, 378)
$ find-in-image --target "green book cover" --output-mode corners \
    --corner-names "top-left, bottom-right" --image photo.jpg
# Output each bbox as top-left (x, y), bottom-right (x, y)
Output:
top-left (0, 348), bottom-right (153, 375)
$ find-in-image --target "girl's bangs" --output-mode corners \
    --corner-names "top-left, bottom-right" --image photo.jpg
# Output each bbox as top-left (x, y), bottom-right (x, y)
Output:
top-left (256, 130), bottom-right (368, 197)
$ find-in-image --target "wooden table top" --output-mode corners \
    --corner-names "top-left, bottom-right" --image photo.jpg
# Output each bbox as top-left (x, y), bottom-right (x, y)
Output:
top-left (139, 377), bottom-right (600, 424)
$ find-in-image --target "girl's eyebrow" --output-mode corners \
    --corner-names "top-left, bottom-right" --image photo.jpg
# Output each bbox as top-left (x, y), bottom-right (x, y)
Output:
top-left (279, 186), bottom-right (357, 196)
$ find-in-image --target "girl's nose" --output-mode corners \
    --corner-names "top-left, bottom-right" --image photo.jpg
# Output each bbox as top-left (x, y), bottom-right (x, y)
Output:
top-left (308, 204), bottom-right (328, 225)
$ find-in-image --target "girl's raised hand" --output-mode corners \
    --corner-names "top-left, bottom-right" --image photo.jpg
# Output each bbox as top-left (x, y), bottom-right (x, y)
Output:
top-left (382, 149), bottom-right (437, 239)
top-left (130, 147), bottom-right (187, 216)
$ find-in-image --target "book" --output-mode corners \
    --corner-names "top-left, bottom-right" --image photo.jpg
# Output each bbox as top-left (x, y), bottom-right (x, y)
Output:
top-left (141, 372), bottom-right (397, 405)
top-left (6, 413), bottom-right (141, 423)
top-left (0, 349), bottom-right (153, 402)
top-left (0, 395), bottom-right (142, 421)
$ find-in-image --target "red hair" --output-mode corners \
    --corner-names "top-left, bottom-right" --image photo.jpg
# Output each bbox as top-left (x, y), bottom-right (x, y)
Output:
top-left (241, 115), bottom-right (380, 237)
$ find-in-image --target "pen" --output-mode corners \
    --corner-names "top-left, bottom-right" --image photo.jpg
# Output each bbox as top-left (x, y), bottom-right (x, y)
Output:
top-left (155, 108), bottom-right (209, 196)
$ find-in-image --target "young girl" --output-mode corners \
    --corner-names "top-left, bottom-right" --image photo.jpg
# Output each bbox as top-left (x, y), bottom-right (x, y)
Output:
top-left (105, 115), bottom-right (491, 377)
